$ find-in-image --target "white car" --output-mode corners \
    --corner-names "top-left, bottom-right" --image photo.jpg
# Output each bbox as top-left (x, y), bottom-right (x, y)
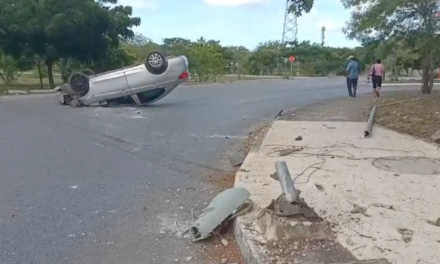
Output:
top-left (55, 51), bottom-right (189, 107)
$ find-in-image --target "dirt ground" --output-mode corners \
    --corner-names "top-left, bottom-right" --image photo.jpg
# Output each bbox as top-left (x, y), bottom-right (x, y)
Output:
top-left (281, 89), bottom-right (440, 143)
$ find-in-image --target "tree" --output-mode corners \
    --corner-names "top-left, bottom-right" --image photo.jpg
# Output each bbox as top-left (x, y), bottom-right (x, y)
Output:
top-left (288, 0), bottom-right (315, 16)
top-left (342, 0), bottom-right (440, 94)
top-left (0, 52), bottom-right (19, 84)
top-left (190, 38), bottom-right (225, 81)
top-left (374, 38), bottom-right (418, 81)
top-left (0, 0), bottom-right (140, 88)
top-left (321, 26), bottom-right (326, 46)
top-left (83, 46), bottom-right (137, 73)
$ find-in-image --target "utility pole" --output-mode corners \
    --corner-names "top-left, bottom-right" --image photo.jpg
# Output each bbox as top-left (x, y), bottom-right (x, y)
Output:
top-left (282, 0), bottom-right (298, 46)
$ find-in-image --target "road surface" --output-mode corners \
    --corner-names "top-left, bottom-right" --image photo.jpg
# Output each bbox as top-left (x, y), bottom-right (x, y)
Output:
top-left (0, 78), bottom-right (401, 264)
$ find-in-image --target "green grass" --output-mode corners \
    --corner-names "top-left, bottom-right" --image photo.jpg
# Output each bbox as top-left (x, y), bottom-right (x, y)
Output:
top-left (0, 74), bottom-right (63, 94)
top-left (186, 74), bottom-right (284, 85)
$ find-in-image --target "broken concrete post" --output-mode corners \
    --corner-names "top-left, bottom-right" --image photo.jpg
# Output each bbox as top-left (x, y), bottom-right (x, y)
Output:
top-left (275, 161), bottom-right (298, 203)
top-left (364, 105), bottom-right (377, 138)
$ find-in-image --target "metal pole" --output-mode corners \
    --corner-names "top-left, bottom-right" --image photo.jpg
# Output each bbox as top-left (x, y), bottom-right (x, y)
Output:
top-left (297, 61), bottom-right (299, 76)
top-left (290, 61), bottom-right (293, 76)
top-left (364, 105), bottom-right (377, 138)
top-left (275, 161), bottom-right (298, 203)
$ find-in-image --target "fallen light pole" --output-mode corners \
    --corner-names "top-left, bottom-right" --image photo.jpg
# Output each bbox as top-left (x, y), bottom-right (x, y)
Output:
top-left (364, 105), bottom-right (377, 138)
top-left (275, 161), bottom-right (299, 202)
top-left (268, 161), bottom-right (319, 219)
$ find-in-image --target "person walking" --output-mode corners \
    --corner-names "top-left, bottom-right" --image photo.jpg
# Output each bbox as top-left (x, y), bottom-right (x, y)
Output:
top-left (345, 55), bottom-right (361, 98)
top-left (369, 59), bottom-right (385, 97)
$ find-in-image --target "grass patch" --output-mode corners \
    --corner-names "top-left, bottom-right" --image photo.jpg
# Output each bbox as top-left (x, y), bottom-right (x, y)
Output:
top-left (375, 91), bottom-right (440, 141)
top-left (185, 74), bottom-right (284, 85)
top-left (0, 74), bottom-right (63, 94)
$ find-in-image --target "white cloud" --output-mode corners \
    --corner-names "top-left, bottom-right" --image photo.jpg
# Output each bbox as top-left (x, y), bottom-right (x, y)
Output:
top-left (203, 0), bottom-right (267, 6)
top-left (119, 0), bottom-right (157, 10)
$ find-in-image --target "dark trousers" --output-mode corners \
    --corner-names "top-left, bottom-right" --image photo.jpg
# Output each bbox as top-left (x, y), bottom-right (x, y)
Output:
top-left (346, 77), bottom-right (358, 97)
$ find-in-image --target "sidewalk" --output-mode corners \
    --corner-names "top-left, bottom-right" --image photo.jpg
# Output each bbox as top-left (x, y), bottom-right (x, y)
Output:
top-left (234, 94), bottom-right (440, 264)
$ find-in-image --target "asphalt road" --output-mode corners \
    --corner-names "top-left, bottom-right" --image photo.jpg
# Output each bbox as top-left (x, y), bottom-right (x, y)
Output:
top-left (0, 78), bottom-right (390, 264)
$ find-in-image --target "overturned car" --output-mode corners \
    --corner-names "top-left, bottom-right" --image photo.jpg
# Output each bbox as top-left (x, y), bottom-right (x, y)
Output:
top-left (56, 51), bottom-right (189, 107)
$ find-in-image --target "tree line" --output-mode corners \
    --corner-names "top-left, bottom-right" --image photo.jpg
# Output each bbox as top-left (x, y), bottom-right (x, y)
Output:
top-left (288, 0), bottom-right (440, 94)
top-left (0, 0), bottom-right (438, 94)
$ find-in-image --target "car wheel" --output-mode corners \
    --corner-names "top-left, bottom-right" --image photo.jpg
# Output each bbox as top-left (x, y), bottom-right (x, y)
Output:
top-left (145, 51), bottom-right (168, 74)
top-left (81, 69), bottom-right (95, 76)
top-left (69, 72), bottom-right (90, 94)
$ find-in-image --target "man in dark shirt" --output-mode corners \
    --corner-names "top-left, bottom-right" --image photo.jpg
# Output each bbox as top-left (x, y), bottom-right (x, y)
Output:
top-left (345, 55), bottom-right (361, 98)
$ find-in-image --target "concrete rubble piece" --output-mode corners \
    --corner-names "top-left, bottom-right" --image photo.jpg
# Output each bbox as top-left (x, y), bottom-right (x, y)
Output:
top-left (234, 120), bottom-right (440, 264)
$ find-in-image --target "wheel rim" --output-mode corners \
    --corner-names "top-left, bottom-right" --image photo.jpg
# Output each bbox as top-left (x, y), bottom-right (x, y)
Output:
top-left (148, 53), bottom-right (163, 68)
top-left (73, 77), bottom-right (84, 87)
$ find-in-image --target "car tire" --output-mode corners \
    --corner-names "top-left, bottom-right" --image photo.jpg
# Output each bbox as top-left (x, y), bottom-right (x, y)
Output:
top-left (145, 51), bottom-right (168, 74)
top-left (69, 72), bottom-right (90, 94)
top-left (81, 69), bottom-right (95, 76)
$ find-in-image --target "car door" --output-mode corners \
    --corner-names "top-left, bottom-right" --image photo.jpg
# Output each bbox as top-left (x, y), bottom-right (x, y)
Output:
top-left (124, 65), bottom-right (155, 93)
top-left (88, 70), bottom-right (131, 102)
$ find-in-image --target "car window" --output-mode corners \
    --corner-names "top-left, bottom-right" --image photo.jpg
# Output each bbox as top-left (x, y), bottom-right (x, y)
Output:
top-left (106, 96), bottom-right (136, 106)
top-left (137, 88), bottom-right (166, 104)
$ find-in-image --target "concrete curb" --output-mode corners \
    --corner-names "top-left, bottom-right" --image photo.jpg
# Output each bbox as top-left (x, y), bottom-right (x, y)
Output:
top-left (360, 82), bottom-right (440, 86)
top-left (7, 89), bottom-right (55, 95)
top-left (382, 83), bottom-right (440, 86)
top-left (182, 78), bottom-right (287, 87)
top-left (234, 218), bottom-right (268, 264)
top-left (233, 119), bottom-right (276, 264)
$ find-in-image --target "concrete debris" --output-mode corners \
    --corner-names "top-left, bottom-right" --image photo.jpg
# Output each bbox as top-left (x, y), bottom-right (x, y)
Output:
top-left (275, 109), bottom-right (284, 119)
top-left (398, 228), bottom-right (413, 243)
top-left (295, 136), bottom-right (302, 141)
top-left (184, 256), bottom-right (193, 262)
top-left (174, 258), bottom-right (179, 262)
top-left (221, 238), bottom-right (229, 246)
top-left (228, 153), bottom-right (245, 167)
top-left (431, 129), bottom-right (440, 144)
top-left (221, 257), bottom-right (228, 263)
top-left (269, 172), bottom-right (278, 181)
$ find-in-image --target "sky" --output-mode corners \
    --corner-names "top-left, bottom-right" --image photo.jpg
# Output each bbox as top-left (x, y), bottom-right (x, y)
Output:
top-left (119, 0), bottom-right (360, 49)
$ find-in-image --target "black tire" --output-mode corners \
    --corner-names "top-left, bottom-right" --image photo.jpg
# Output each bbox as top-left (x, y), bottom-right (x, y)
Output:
top-left (69, 72), bottom-right (90, 94)
top-left (81, 69), bottom-right (95, 76)
top-left (145, 51), bottom-right (168, 74)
